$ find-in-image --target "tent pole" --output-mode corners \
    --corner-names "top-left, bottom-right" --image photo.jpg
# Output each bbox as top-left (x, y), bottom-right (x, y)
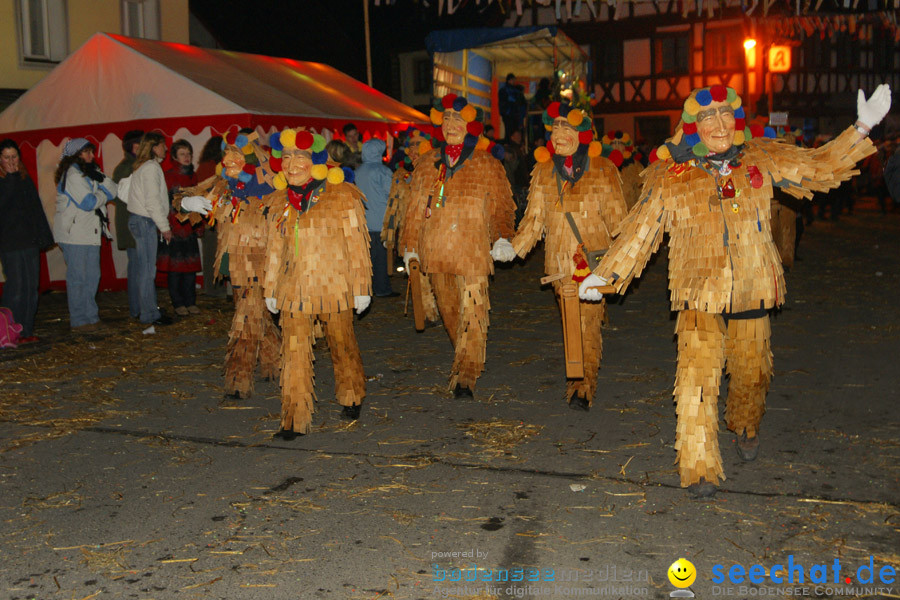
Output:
top-left (364, 0), bottom-right (373, 87)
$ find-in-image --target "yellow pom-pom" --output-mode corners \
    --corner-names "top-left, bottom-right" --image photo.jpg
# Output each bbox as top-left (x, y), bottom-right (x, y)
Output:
top-left (241, 144), bottom-right (253, 154)
top-left (475, 136), bottom-right (489, 151)
top-left (544, 124), bottom-right (553, 131)
top-left (215, 163), bottom-right (223, 176)
top-left (730, 96), bottom-right (742, 110)
top-left (733, 130), bottom-right (746, 145)
top-left (656, 145), bottom-right (671, 160)
top-left (430, 107), bottom-right (443, 126)
top-left (280, 129), bottom-right (297, 149)
top-left (623, 150), bottom-right (632, 160)
top-left (534, 146), bottom-right (551, 163)
top-left (460, 104), bottom-right (477, 123)
top-left (587, 141), bottom-right (602, 158)
top-left (311, 164), bottom-right (328, 180)
top-left (273, 172), bottom-right (287, 190)
top-left (567, 110), bottom-right (584, 127)
top-left (326, 166), bottom-right (345, 185)
top-left (418, 140), bottom-right (433, 155)
top-left (684, 97), bottom-right (701, 115)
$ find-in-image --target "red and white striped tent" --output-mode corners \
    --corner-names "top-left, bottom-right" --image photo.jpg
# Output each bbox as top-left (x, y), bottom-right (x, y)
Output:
top-left (0, 32), bottom-right (427, 291)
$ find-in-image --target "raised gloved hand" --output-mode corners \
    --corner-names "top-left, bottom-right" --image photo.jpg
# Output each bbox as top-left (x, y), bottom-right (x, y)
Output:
top-left (265, 297), bottom-right (279, 314)
top-left (83, 162), bottom-right (105, 183)
top-left (181, 196), bottom-right (213, 216)
top-left (354, 295), bottom-right (371, 314)
top-left (857, 84), bottom-right (892, 131)
top-left (578, 273), bottom-right (608, 302)
top-left (403, 251), bottom-right (419, 273)
top-left (490, 237), bottom-right (516, 262)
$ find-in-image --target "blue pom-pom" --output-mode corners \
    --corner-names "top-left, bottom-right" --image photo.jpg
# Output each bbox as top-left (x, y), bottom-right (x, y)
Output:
top-left (463, 133), bottom-right (477, 148)
top-left (235, 134), bottom-right (248, 149)
top-left (491, 144), bottom-right (505, 160)
top-left (220, 140), bottom-right (227, 151)
top-left (452, 96), bottom-right (467, 111)
top-left (695, 89), bottom-right (713, 106)
top-left (558, 103), bottom-right (571, 117)
top-left (734, 107), bottom-right (745, 119)
top-left (238, 171), bottom-right (253, 183)
top-left (269, 133), bottom-right (283, 152)
top-left (763, 126), bottom-right (776, 138)
top-left (311, 150), bottom-right (328, 165)
top-left (341, 166), bottom-right (355, 184)
top-left (685, 132), bottom-right (701, 146)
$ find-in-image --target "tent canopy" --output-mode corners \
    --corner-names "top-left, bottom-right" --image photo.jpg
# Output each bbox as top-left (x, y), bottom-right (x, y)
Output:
top-left (0, 32), bottom-right (428, 146)
top-left (425, 27), bottom-right (588, 80)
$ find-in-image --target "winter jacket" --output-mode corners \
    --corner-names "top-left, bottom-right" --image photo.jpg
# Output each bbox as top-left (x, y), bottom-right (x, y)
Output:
top-left (128, 159), bottom-right (171, 233)
top-left (354, 139), bottom-right (391, 232)
top-left (0, 170), bottom-right (54, 252)
top-left (53, 164), bottom-right (116, 246)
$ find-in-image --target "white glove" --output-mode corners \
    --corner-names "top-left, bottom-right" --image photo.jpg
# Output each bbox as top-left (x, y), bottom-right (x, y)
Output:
top-left (857, 84), bottom-right (892, 130)
top-left (490, 237), bottom-right (516, 262)
top-left (403, 251), bottom-right (419, 272)
top-left (265, 297), bottom-right (279, 314)
top-left (354, 295), bottom-right (371, 314)
top-left (578, 273), bottom-right (608, 302)
top-left (181, 195), bottom-right (213, 216)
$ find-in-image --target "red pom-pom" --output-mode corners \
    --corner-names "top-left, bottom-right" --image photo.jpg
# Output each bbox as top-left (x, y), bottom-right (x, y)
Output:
top-left (578, 130), bottom-right (593, 145)
top-left (608, 149), bottom-right (624, 167)
top-left (242, 163), bottom-right (255, 174)
top-left (433, 128), bottom-right (445, 142)
top-left (649, 148), bottom-right (659, 163)
top-left (734, 118), bottom-right (746, 131)
top-left (295, 130), bottom-right (314, 150)
top-left (441, 94), bottom-right (457, 109)
top-left (546, 140), bottom-right (555, 155)
top-left (710, 85), bottom-right (728, 102)
top-left (749, 124), bottom-right (764, 138)
top-left (606, 130), bottom-right (615, 139)
top-left (747, 165), bottom-right (764, 189)
top-left (223, 130), bottom-right (237, 145)
top-left (466, 121), bottom-right (483, 136)
top-left (270, 157), bottom-right (282, 172)
top-left (546, 102), bottom-right (560, 119)
top-left (683, 122), bottom-right (698, 135)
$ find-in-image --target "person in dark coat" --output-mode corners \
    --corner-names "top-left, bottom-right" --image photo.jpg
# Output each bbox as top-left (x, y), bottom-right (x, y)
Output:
top-left (0, 139), bottom-right (55, 342)
top-left (111, 129), bottom-right (144, 319)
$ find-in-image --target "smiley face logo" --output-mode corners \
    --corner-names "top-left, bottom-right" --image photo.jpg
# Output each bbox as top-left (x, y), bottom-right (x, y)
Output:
top-left (668, 558), bottom-right (697, 588)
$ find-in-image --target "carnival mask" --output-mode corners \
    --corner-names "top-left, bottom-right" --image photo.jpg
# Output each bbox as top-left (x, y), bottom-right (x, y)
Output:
top-left (550, 117), bottom-right (580, 157)
top-left (442, 109), bottom-right (467, 146)
top-left (282, 147), bottom-right (313, 186)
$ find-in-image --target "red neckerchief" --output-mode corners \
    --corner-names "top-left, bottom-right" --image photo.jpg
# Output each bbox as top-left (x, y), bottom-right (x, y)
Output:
top-left (564, 156), bottom-right (573, 168)
top-left (287, 178), bottom-right (318, 213)
top-left (445, 143), bottom-right (463, 163)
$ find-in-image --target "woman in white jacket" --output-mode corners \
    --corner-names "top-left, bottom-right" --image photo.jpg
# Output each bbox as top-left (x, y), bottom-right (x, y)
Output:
top-left (53, 138), bottom-right (117, 331)
top-left (127, 132), bottom-right (173, 327)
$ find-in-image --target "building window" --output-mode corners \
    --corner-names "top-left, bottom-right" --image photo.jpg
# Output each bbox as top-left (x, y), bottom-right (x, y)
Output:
top-left (413, 58), bottom-right (432, 95)
top-left (704, 26), bottom-right (742, 71)
top-left (654, 34), bottom-right (689, 75)
top-left (17, 0), bottom-right (67, 64)
top-left (594, 38), bottom-right (623, 82)
top-left (122, 0), bottom-right (160, 40)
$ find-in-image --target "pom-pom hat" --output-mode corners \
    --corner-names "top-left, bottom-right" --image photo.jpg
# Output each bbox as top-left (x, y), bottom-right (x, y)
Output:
top-left (426, 94), bottom-right (504, 160)
top-left (268, 128), bottom-right (343, 189)
top-left (533, 102), bottom-right (602, 163)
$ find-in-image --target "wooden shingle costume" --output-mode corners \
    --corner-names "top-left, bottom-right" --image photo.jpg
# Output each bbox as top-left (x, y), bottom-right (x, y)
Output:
top-left (579, 83), bottom-right (891, 496)
top-left (262, 129), bottom-right (372, 438)
top-left (512, 102), bottom-right (628, 409)
top-left (399, 94), bottom-right (517, 397)
top-left (601, 131), bottom-right (644, 211)
top-left (178, 132), bottom-right (281, 399)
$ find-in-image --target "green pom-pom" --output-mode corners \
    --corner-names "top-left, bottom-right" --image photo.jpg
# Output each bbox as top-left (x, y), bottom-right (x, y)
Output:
top-left (433, 98), bottom-right (444, 110)
top-left (744, 126), bottom-right (752, 139)
top-left (726, 87), bottom-right (738, 103)
top-left (692, 142), bottom-right (709, 157)
top-left (311, 134), bottom-right (326, 153)
top-left (682, 111), bottom-right (697, 124)
top-left (271, 149), bottom-right (282, 159)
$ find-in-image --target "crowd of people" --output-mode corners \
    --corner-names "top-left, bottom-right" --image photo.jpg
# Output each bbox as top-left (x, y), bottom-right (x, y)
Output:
top-left (0, 82), bottom-right (894, 498)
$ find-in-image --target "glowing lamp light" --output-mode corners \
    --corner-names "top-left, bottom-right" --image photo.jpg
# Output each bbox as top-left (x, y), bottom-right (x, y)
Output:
top-left (743, 39), bottom-right (757, 50)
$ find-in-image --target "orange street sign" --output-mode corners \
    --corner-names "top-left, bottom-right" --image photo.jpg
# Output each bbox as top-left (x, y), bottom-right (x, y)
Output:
top-left (768, 46), bottom-right (791, 73)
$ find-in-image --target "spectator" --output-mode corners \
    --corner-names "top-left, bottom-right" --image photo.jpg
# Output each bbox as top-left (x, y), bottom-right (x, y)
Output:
top-left (343, 122), bottom-right (363, 165)
top-left (127, 132), bottom-right (173, 329)
top-left (0, 139), bottom-right (54, 342)
top-left (195, 136), bottom-right (225, 297)
top-left (326, 139), bottom-right (358, 181)
top-left (499, 73), bottom-right (527, 141)
top-left (484, 124), bottom-right (496, 142)
top-left (53, 138), bottom-right (117, 331)
top-left (111, 129), bottom-right (143, 319)
top-left (355, 138), bottom-right (397, 297)
top-left (159, 139), bottom-right (203, 316)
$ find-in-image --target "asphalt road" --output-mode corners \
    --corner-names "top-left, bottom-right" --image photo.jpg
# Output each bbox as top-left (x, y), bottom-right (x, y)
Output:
top-left (1, 200), bottom-right (898, 600)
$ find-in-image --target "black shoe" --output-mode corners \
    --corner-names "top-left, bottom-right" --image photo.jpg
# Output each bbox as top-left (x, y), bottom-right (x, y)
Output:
top-left (568, 396), bottom-right (590, 412)
top-left (423, 319), bottom-right (441, 330)
top-left (453, 384), bottom-right (474, 399)
top-left (224, 391), bottom-right (241, 400)
top-left (341, 404), bottom-right (362, 421)
top-left (736, 433), bottom-right (760, 462)
top-left (376, 291), bottom-right (400, 298)
top-left (152, 314), bottom-right (174, 326)
top-left (273, 429), bottom-right (303, 441)
top-left (687, 478), bottom-right (718, 498)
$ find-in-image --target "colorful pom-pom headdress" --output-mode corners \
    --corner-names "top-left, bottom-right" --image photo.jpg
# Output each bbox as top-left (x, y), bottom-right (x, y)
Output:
top-left (268, 128), bottom-right (345, 189)
top-left (600, 131), bottom-right (637, 168)
top-left (533, 101), bottom-right (602, 164)
top-left (219, 129), bottom-right (262, 184)
top-left (652, 85), bottom-right (777, 163)
top-left (426, 94), bottom-right (505, 160)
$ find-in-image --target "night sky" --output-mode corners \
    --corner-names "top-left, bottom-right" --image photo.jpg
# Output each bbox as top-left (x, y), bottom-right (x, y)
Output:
top-left (189, 0), bottom-right (509, 96)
